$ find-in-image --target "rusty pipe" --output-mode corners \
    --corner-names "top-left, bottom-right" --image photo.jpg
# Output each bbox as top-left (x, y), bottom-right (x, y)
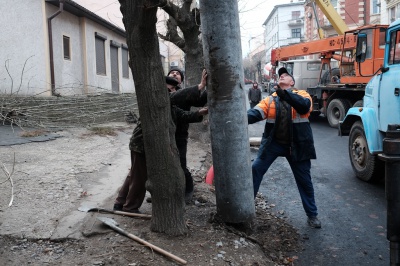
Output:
top-left (48, 0), bottom-right (65, 96)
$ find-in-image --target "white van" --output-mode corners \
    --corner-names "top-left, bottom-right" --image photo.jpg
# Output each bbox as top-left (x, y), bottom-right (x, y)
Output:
top-left (277, 59), bottom-right (338, 90)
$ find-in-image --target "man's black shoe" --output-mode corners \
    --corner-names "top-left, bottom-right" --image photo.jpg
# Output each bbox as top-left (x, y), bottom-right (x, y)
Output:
top-left (307, 216), bottom-right (321, 228)
top-left (113, 204), bottom-right (123, 211)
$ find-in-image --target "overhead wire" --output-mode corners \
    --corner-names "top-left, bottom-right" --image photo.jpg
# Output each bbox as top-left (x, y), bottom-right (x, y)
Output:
top-left (93, 1), bottom-right (119, 13)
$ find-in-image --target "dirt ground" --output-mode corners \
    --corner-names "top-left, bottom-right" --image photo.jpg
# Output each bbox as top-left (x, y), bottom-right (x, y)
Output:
top-left (0, 123), bottom-right (301, 266)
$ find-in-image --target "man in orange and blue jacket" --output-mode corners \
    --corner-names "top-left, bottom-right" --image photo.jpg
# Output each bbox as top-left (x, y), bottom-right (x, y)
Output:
top-left (247, 67), bottom-right (321, 228)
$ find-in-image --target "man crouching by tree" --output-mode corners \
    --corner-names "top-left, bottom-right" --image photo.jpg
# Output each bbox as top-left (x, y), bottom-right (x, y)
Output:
top-left (113, 76), bottom-right (208, 213)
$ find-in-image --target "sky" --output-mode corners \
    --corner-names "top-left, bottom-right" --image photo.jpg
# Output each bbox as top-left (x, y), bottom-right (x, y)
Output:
top-left (74, 0), bottom-right (291, 56)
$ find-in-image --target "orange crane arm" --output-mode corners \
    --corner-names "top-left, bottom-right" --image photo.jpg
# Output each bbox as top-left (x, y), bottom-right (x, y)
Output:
top-left (271, 34), bottom-right (357, 65)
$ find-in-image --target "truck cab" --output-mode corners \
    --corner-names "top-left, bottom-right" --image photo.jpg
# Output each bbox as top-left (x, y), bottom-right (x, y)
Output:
top-left (339, 20), bottom-right (400, 182)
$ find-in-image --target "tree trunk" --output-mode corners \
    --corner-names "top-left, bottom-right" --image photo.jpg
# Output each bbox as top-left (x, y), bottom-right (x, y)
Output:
top-left (181, 27), bottom-right (203, 87)
top-left (199, 0), bottom-right (255, 224)
top-left (119, 0), bottom-right (187, 235)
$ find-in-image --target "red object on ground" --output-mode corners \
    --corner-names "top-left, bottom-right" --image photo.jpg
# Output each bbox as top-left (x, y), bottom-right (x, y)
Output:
top-left (205, 165), bottom-right (214, 185)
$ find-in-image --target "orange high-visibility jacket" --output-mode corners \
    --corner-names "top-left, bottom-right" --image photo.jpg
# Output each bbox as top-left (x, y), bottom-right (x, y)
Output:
top-left (247, 88), bottom-right (317, 161)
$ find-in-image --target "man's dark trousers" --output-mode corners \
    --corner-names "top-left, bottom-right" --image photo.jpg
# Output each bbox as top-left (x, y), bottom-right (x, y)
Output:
top-left (176, 137), bottom-right (193, 194)
top-left (251, 139), bottom-right (318, 217)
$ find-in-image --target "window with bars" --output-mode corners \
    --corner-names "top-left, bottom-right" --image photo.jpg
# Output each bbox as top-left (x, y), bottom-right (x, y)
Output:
top-left (122, 45), bottom-right (129, 78)
top-left (292, 28), bottom-right (301, 38)
top-left (95, 32), bottom-right (107, 75)
top-left (63, 35), bottom-right (70, 60)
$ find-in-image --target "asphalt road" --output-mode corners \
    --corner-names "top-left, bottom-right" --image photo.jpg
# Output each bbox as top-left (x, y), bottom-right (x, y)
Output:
top-left (245, 85), bottom-right (389, 265)
top-left (0, 124), bottom-right (60, 146)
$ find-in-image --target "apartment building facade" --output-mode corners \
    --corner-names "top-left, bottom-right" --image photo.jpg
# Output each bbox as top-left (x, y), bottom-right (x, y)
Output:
top-left (263, 1), bottom-right (306, 64)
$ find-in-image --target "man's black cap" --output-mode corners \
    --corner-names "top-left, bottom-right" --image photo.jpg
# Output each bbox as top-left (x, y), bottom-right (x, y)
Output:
top-left (278, 67), bottom-right (295, 85)
top-left (166, 76), bottom-right (179, 86)
top-left (168, 68), bottom-right (184, 82)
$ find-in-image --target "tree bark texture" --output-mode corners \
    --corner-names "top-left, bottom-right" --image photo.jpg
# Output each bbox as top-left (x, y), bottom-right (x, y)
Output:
top-left (199, 0), bottom-right (255, 223)
top-left (159, 0), bottom-right (204, 87)
top-left (119, 0), bottom-right (187, 235)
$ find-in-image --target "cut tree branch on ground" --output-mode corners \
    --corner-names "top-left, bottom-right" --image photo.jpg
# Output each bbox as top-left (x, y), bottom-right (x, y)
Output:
top-left (0, 153), bottom-right (15, 207)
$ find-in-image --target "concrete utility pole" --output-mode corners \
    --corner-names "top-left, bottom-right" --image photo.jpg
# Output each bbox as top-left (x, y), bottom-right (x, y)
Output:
top-left (379, 125), bottom-right (400, 265)
top-left (199, 0), bottom-right (255, 224)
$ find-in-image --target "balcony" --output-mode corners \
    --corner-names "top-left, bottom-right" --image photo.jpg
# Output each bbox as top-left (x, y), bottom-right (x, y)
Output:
top-left (280, 36), bottom-right (304, 47)
top-left (288, 18), bottom-right (304, 26)
top-left (321, 18), bottom-right (333, 30)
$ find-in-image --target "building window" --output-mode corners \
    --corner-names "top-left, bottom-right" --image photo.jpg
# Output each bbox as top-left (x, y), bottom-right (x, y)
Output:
top-left (292, 11), bottom-right (300, 20)
top-left (63, 35), bottom-right (70, 60)
top-left (372, 0), bottom-right (380, 14)
top-left (330, 0), bottom-right (339, 11)
top-left (95, 32), bottom-right (107, 75)
top-left (397, 4), bottom-right (400, 21)
top-left (122, 45), bottom-right (129, 78)
top-left (390, 7), bottom-right (396, 23)
top-left (292, 28), bottom-right (301, 38)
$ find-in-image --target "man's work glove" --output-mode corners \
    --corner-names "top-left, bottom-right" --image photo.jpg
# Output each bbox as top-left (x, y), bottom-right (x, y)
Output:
top-left (276, 87), bottom-right (287, 100)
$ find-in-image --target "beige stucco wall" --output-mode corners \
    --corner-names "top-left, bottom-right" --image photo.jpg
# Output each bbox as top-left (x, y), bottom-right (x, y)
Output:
top-left (78, 18), bottom-right (134, 94)
top-left (48, 4), bottom-right (135, 95)
top-left (0, 0), bottom-right (135, 96)
top-left (0, 0), bottom-right (50, 95)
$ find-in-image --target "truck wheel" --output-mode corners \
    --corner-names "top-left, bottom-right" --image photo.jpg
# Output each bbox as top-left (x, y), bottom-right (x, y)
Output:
top-left (326, 98), bottom-right (351, 128)
top-left (348, 121), bottom-right (384, 182)
top-left (321, 68), bottom-right (340, 85)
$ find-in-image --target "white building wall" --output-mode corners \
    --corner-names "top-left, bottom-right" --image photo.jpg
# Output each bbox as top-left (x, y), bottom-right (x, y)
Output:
top-left (384, 0), bottom-right (400, 25)
top-left (49, 6), bottom-right (86, 95)
top-left (264, 3), bottom-right (304, 64)
top-left (0, 0), bottom-right (50, 95)
top-left (81, 19), bottom-right (134, 94)
top-left (265, 13), bottom-right (279, 63)
top-left (381, 0), bottom-right (388, 24)
top-left (51, 8), bottom-right (134, 95)
top-left (0, 0), bottom-right (135, 96)
top-left (276, 6), bottom-right (304, 46)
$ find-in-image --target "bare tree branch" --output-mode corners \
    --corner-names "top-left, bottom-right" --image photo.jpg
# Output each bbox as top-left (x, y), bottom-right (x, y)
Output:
top-left (5, 59), bottom-right (14, 93)
top-left (17, 55), bottom-right (35, 94)
top-left (157, 18), bottom-right (186, 51)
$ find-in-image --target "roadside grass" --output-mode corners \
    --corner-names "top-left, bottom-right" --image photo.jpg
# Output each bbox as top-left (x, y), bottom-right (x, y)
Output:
top-left (84, 126), bottom-right (118, 137)
top-left (19, 129), bottom-right (48, 137)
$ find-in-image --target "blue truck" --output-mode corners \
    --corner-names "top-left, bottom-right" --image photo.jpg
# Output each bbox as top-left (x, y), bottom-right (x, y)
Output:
top-left (339, 20), bottom-right (400, 182)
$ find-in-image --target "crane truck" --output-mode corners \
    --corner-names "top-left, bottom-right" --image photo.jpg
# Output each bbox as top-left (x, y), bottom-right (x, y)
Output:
top-left (271, 25), bottom-right (387, 128)
top-left (271, 0), bottom-right (387, 128)
top-left (339, 20), bottom-right (400, 182)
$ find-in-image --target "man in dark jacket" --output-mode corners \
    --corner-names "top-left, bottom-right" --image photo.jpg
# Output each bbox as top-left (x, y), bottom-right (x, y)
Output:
top-left (247, 67), bottom-right (321, 229)
top-left (248, 82), bottom-right (262, 108)
top-left (114, 77), bottom-right (208, 213)
top-left (168, 68), bottom-right (208, 202)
